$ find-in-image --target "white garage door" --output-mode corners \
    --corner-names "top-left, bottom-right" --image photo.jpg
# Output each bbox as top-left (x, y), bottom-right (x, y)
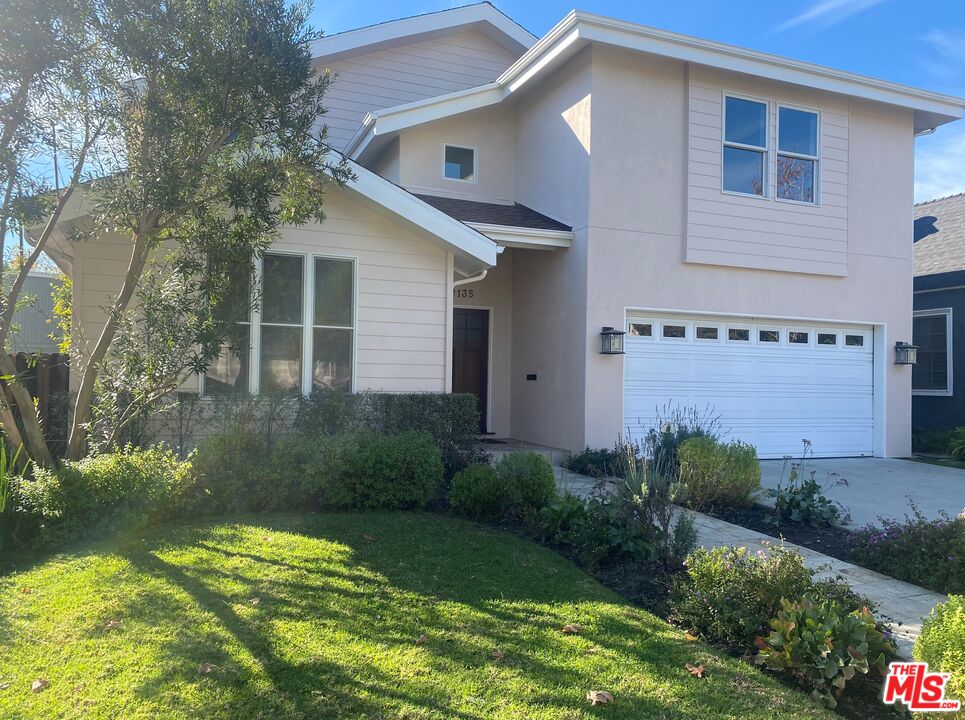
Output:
top-left (623, 313), bottom-right (875, 459)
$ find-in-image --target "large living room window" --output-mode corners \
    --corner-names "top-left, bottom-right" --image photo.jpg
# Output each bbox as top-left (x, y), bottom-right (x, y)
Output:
top-left (913, 309), bottom-right (952, 395)
top-left (722, 95), bottom-right (767, 197)
top-left (777, 105), bottom-right (819, 204)
top-left (203, 252), bottom-right (355, 395)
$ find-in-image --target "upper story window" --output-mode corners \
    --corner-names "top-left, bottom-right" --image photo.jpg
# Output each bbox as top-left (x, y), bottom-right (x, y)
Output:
top-left (913, 309), bottom-right (952, 395)
top-left (204, 252), bottom-right (355, 396)
top-left (444, 145), bottom-right (475, 182)
top-left (777, 106), bottom-right (819, 204)
top-left (722, 96), bottom-right (767, 197)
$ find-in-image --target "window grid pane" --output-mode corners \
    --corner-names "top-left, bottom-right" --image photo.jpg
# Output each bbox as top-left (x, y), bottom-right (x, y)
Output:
top-left (260, 325), bottom-right (303, 394)
top-left (314, 257), bottom-right (353, 327)
top-left (262, 254), bottom-right (304, 324)
top-left (913, 315), bottom-right (949, 391)
top-left (777, 155), bottom-right (815, 203)
top-left (444, 146), bottom-right (474, 181)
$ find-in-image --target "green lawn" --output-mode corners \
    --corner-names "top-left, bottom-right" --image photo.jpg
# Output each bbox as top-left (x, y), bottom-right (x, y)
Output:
top-left (0, 513), bottom-right (833, 720)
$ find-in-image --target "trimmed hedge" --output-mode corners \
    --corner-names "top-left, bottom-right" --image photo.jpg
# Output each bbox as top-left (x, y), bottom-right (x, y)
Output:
top-left (294, 389), bottom-right (481, 477)
top-left (450, 464), bottom-right (505, 519)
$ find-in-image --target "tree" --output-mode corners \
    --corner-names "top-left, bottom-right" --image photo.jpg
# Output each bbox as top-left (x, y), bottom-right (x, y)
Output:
top-left (1, 0), bottom-right (350, 463)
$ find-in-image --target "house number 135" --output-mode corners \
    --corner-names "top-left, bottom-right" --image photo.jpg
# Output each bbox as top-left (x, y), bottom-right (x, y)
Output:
top-left (454, 288), bottom-right (474, 299)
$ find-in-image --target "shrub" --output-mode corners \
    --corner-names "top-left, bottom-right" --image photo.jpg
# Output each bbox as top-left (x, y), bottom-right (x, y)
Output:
top-left (642, 404), bottom-right (723, 471)
top-left (564, 446), bottom-right (621, 478)
top-left (911, 427), bottom-right (953, 454)
top-left (10, 445), bottom-right (191, 548)
top-left (915, 595), bottom-right (965, 718)
top-left (678, 436), bottom-right (760, 510)
top-left (756, 597), bottom-right (895, 709)
top-left (848, 504), bottom-right (965, 594)
top-left (537, 493), bottom-right (590, 546)
top-left (186, 430), bottom-right (272, 514)
top-left (951, 428), bottom-right (965, 461)
top-left (765, 441), bottom-right (846, 528)
top-left (450, 464), bottom-right (507, 518)
top-left (294, 389), bottom-right (480, 477)
top-left (345, 431), bottom-right (443, 510)
top-left (495, 452), bottom-right (557, 515)
top-left (670, 545), bottom-right (872, 653)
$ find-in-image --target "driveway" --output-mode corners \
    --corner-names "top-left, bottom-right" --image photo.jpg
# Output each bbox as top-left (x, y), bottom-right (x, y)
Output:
top-left (759, 457), bottom-right (965, 528)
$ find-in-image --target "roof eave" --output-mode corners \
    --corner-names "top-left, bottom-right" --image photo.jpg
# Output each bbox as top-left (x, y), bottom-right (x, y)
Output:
top-left (350, 9), bottom-right (965, 152)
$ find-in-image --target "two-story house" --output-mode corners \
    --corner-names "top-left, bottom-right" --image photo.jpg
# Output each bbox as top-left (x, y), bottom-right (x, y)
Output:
top-left (45, 3), bottom-right (965, 458)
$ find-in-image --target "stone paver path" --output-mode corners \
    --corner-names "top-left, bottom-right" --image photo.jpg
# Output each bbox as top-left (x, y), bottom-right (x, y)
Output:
top-left (553, 465), bottom-right (948, 658)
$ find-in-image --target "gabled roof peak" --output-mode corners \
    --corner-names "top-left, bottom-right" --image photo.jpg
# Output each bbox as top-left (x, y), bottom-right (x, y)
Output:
top-left (309, 3), bottom-right (535, 63)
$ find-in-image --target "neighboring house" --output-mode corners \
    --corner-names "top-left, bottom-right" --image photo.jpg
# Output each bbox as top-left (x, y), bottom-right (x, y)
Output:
top-left (9, 271), bottom-right (60, 354)
top-left (37, 4), bottom-right (965, 458)
top-left (913, 193), bottom-right (965, 430)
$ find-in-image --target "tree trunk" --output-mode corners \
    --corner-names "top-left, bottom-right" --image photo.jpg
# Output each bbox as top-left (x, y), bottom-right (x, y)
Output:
top-left (65, 231), bottom-right (152, 459)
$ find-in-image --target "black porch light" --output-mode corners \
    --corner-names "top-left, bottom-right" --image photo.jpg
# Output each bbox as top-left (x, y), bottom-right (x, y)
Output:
top-left (600, 326), bottom-right (626, 355)
top-left (894, 341), bottom-right (918, 366)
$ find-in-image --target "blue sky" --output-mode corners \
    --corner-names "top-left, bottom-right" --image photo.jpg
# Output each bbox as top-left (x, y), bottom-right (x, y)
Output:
top-left (310, 0), bottom-right (965, 203)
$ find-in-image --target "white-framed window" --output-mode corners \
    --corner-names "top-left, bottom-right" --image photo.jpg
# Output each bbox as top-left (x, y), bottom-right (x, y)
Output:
top-left (443, 144), bottom-right (475, 182)
top-left (726, 326), bottom-right (751, 342)
top-left (695, 324), bottom-right (721, 341)
top-left (758, 328), bottom-right (781, 344)
top-left (628, 321), bottom-right (653, 338)
top-left (913, 308), bottom-right (952, 396)
top-left (661, 322), bottom-right (688, 340)
top-left (203, 251), bottom-right (356, 396)
top-left (722, 95), bottom-right (768, 197)
top-left (777, 104), bottom-right (819, 204)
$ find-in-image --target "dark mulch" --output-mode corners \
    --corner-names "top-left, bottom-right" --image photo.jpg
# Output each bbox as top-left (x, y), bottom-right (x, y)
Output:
top-left (708, 503), bottom-right (856, 564)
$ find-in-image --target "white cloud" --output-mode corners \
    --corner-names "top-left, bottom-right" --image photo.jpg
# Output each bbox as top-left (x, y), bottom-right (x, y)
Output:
top-left (773, 0), bottom-right (885, 33)
top-left (915, 126), bottom-right (965, 203)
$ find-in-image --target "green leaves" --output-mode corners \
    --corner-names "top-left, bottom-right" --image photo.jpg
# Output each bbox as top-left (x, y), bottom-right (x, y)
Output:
top-left (754, 596), bottom-right (896, 708)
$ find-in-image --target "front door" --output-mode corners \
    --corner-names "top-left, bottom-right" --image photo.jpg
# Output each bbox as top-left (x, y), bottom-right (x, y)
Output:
top-left (452, 308), bottom-right (489, 433)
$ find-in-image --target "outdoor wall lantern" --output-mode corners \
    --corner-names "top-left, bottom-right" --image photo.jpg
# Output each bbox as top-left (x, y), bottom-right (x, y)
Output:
top-left (600, 326), bottom-right (626, 355)
top-left (894, 341), bottom-right (918, 366)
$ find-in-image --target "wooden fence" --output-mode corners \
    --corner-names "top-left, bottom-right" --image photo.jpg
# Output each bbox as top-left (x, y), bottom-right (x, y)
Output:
top-left (1, 353), bottom-right (70, 446)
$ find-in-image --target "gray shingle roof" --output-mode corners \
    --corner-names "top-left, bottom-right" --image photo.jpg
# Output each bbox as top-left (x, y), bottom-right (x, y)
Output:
top-left (414, 194), bottom-right (571, 232)
top-left (915, 192), bottom-right (965, 277)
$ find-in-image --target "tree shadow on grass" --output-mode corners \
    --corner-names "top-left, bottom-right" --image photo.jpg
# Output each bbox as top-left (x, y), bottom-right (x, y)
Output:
top-left (95, 512), bottom-right (831, 720)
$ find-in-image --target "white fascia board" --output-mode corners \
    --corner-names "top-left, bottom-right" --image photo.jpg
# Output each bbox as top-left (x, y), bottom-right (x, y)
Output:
top-left (467, 222), bottom-right (573, 250)
top-left (309, 3), bottom-right (535, 61)
top-left (350, 9), bottom-right (964, 147)
top-left (346, 84), bottom-right (504, 159)
top-left (571, 12), bottom-right (965, 124)
top-left (343, 158), bottom-right (498, 269)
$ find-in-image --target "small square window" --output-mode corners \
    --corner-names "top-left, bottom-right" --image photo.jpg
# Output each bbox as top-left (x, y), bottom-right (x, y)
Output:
top-left (444, 145), bottom-right (474, 181)
top-left (845, 334), bottom-right (864, 347)
top-left (663, 324), bottom-right (686, 339)
top-left (728, 328), bottom-right (750, 341)
top-left (759, 329), bottom-right (780, 343)
top-left (628, 323), bottom-right (652, 337)
top-left (696, 326), bottom-right (719, 340)
top-left (789, 331), bottom-right (809, 344)
top-left (818, 333), bottom-right (837, 346)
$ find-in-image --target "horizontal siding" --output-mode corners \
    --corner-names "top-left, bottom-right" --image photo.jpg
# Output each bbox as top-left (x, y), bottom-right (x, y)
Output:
top-left (317, 29), bottom-right (519, 150)
top-left (685, 68), bottom-right (850, 277)
top-left (74, 186), bottom-right (450, 395)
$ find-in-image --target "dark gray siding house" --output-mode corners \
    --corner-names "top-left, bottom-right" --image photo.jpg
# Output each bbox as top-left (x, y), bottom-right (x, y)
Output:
top-left (913, 193), bottom-right (965, 429)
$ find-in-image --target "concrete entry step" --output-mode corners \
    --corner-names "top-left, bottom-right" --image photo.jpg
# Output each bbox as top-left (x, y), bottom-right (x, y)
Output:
top-left (479, 438), bottom-right (571, 466)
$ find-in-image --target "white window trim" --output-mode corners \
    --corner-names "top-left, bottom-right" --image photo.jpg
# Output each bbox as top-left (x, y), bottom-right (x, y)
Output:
top-left (786, 328), bottom-right (813, 347)
top-left (757, 327), bottom-right (783, 345)
top-left (725, 325), bottom-right (752, 343)
top-left (694, 323), bottom-right (722, 342)
top-left (201, 250), bottom-right (357, 397)
top-left (913, 308), bottom-right (953, 397)
top-left (776, 102), bottom-right (821, 206)
top-left (721, 92), bottom-right (769, 199)
top-left (660, 321), bottom-right (689, 341)
top-left (443, 143), bottom-right (477, 184)
top-left (816, 330), bottom-right (840, 347)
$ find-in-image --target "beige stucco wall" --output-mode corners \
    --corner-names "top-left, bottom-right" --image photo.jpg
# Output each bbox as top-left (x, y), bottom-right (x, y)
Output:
top-left (453, 250), bottom-right (512, 436)
top-left (580, 45), bottom-right (914, 456)
top-left (507, 49), bottom-right (594, 451)
top-left (70, 184), bottom-right (453, 395)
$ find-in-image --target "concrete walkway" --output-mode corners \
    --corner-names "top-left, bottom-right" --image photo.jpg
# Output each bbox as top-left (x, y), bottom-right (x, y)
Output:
top-left (553, 465), bottom-right (947, 658)
top-left (759, 457), bottom-right (965, 527)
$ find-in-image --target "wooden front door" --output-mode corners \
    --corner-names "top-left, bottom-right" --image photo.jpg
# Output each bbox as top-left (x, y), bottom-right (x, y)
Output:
top-left (452, 308), bottom-right (489, 433)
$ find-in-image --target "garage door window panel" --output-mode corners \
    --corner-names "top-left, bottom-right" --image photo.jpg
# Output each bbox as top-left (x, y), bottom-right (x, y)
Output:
top-left (727, 327), bottom-right (750, 342)
top-left (696, 325), bottom-right (720, 341)
top-left (759, 329), bottom-right (781, 344)
top-left (662, 324), bottom-right (687, 340)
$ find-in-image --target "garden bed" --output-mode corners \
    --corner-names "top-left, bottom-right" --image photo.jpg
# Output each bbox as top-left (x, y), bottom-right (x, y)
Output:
top-left (707, 503), bottom-right (856, 564)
